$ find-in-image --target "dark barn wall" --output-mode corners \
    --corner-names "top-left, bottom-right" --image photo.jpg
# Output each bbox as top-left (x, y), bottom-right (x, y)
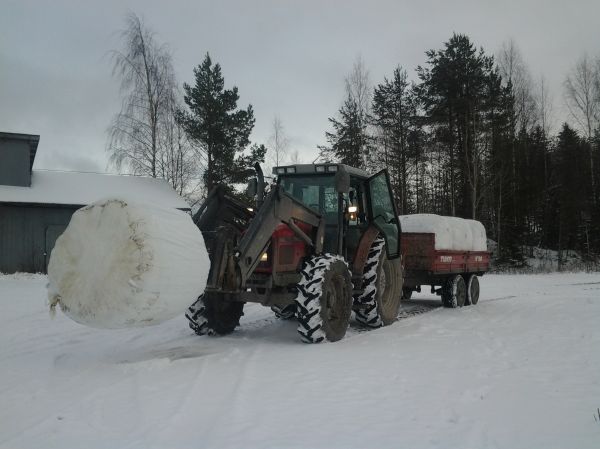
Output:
top-left (0, 204), bottom-right (78, 273)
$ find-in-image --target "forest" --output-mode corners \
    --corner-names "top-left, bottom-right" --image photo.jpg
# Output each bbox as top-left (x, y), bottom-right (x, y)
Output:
top-left (107, 15), bottom-right (600, 268)
top-left (320, 34), bottom-right (600, 267)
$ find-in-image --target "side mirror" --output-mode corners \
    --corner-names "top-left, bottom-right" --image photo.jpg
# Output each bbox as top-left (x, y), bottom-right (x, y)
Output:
top-left (246, 178), bottom-right (258, 197)
top-left (334, 166), bottom-right (350, 194)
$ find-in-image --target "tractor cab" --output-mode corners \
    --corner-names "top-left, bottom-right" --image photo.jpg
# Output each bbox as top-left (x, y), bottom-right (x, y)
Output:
top-left (273, 163), bottom-right (400, 260)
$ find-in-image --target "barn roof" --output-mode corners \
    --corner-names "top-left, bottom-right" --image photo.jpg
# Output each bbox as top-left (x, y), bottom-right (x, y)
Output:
top-left (0, 170), bottom-right (190, 210)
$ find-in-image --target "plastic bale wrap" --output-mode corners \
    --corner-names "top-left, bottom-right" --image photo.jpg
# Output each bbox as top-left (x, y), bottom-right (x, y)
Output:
top-left (399, 214), bottom-right (487, 251)
top-left (47, 199), bottom-right (208, 329)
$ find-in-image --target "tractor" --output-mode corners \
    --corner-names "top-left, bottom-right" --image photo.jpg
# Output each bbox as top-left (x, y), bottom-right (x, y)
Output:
top-left (186, 163), bottom-right (404, 343)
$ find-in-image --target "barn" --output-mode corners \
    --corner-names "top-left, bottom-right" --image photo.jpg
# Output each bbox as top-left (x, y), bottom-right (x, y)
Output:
top-left (0, 132), bottom-right (191, 274)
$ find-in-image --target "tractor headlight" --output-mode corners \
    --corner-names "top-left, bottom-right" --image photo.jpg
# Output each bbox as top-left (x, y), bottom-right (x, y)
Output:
top-left (347, 205), bottom-right (358, 221)
top-left (260, 252), bottom-right (268, 262)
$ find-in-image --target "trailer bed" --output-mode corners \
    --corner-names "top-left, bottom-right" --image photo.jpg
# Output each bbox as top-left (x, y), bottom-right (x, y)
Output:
top-left (401, 232), bottom-right (490, 288)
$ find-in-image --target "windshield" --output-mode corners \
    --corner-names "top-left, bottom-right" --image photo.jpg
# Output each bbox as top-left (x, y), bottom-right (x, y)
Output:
top-left (279, 175), bottom-right (338, 222)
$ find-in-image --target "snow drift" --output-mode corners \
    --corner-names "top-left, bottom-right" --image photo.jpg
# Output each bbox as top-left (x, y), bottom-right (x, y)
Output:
top-left (399, 214), bottom-right (487, 251)
top-left (47, 199), bottom-right (209, 329)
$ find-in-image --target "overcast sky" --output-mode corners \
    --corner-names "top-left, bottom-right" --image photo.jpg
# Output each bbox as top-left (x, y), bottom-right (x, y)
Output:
top-left (1, 0), bottom-right (599, 173)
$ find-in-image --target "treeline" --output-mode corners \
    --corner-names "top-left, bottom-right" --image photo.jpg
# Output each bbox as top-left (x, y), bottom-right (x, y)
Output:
top-left (106, 14), bottom-right (599, 267)
top-left (320, 34), bottom-right (600, 266)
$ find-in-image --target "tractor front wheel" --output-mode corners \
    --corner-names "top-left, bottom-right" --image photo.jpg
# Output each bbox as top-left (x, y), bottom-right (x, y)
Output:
top-left (295, 254), bottom-right (353, 343)
top-left (186, 294), bottom-right (244, 336)
top-left (354, 238), bottom-right (403, 327)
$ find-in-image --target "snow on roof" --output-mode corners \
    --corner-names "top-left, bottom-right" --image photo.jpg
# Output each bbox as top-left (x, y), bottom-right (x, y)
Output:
top-left (0, 170), bottom-right (190, 210)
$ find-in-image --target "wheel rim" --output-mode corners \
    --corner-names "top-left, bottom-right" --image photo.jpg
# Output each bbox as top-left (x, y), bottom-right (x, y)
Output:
top-left (470, 276), bottom-right (480, 304)
top-left (455, 276), bottom-right (466, 307)
top-left (325, 274), bottom-right (347, 335)
top-left (378, 258), bottom-right (397, 317)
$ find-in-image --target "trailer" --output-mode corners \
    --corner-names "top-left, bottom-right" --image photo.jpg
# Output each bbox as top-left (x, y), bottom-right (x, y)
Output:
top-left (399, 214), bottom-right (490, 308)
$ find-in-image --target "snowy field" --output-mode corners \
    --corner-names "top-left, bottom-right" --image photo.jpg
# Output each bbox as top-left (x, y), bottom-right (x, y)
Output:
top-left (1, 273), bottom-right (599, 449)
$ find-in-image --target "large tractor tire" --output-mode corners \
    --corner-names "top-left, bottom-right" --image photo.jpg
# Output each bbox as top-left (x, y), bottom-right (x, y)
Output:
top-left (295, 254), bottom-right (354, 343)
top-left (185, 294), bottom-right (244, 336)
top-left (465, 274), bottom-right (480, 305)
top-left (354, 238), bottom-right (403, 328)
top-left (441, 275), bottom-right (466, 308)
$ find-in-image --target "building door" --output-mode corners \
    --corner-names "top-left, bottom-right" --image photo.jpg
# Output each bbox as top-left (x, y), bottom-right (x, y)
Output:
top-left (45, 225), bottom-right (67, 271)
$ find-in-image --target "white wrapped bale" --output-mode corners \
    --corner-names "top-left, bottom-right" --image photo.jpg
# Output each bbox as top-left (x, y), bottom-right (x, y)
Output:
top-left (399, 214), bottom-right (487, 251)
top-left (47, 199), bottom-right (208, 329)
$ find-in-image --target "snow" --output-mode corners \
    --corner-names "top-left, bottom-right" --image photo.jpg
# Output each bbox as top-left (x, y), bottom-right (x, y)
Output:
top-left (47, 199), bottom-right (208, 329)
top-left (0, 170), bottom-right (190, 210)
top-left (2, 272), bottom-right (599, 448)
top-left (400, 214), bottom-right (487, 251)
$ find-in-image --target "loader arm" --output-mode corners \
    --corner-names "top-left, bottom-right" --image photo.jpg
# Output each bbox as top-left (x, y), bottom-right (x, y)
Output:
top-left (200, 184), bottom-right (325, 298)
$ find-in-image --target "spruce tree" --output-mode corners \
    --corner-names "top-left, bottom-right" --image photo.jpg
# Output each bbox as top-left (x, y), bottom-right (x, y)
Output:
top-left (372, 66), bottom-right (416, 214)
top-left (319, 94), bottom-right (371, 167)
top-left (178, 53), bottom-right (263, 193)
top-left (416, 33), bottom-right (496, 219)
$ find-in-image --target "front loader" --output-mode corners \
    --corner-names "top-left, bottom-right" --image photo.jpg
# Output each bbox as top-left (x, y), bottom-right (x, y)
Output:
top-left (186, 163), bottom-right (404, 343)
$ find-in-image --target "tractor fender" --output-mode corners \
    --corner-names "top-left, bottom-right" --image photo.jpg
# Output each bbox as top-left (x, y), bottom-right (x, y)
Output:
top-left (351, 225), bottom-right (381, 276)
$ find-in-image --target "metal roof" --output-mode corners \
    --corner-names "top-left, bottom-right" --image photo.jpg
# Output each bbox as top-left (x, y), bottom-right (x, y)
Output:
top-left (0, 170), bottom-right (190, 210)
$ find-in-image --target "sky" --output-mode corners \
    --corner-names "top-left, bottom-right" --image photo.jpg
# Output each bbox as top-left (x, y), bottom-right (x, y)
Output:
top-left (1, 0), bottom-right (599, 173)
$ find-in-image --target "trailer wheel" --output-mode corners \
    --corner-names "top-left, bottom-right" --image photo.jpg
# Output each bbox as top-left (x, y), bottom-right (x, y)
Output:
top-left (354, 238), bottom-right (403, 327)
top-left (402, 288), bottom-right (413, 300)
top-left (465, 275), bottom-right (480, 305)
top-left (441, 275), bottom-right (466, 308)
top-left (295, 254), bottom-right (353, 343)
top-left (185, 294), bottom-right (244, 336)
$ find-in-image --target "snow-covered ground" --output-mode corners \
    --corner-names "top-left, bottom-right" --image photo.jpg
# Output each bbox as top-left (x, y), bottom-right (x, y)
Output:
top-left (1, 272), bottom-right (599, 449)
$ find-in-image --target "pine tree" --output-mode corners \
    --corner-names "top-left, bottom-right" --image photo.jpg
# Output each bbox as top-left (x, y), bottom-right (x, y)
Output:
top-left (178, 53), bottom-right (262, 193)
top-left (372, 66), bottom-right (417, 214)
top-left (319, 94), bottom-right (371, 167)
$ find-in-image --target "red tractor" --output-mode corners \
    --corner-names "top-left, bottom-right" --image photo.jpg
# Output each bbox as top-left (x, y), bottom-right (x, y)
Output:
top-left (186, 163), bottom-right (404, 343)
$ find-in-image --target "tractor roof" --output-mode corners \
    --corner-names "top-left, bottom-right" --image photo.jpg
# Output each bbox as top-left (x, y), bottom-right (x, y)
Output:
top-left (272, 163), bottom-right (370, 179)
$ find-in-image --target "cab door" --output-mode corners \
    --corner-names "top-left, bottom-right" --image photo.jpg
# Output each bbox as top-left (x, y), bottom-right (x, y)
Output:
top-left (367, 170), bottom-right (401, 259)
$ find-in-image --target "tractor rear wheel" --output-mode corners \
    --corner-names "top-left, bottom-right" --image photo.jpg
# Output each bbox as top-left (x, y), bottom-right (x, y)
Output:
top-left (465, 275), bottom-right (480, 305)
top-left (295, 254), bottom-right (353, 343)
top-left (441, 275), bottom-right (466, 308)
top-left (354, 238), bottom-right (403, 327)
top-left (186, 294), bottom-right (244, 335)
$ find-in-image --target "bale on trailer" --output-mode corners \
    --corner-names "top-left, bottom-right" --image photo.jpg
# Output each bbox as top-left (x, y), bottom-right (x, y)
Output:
top-left (399, 214), bottom-right (490, 308)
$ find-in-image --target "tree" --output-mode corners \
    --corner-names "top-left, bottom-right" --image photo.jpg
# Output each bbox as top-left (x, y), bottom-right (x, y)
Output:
top-left (289, 149), bottom-right (302, 164)
top-left (497, 39), bottom-right (537, 132)
top-left (345, 55), bottom-right (372, 125)
top-left (108, 13), bottom-right (174, 178)
top-left (565, 54), bottom-right (600, 139)
top-left (564, 54), bottom-right (600, 198)
top-left (537, 75), bottom-right (555, 136)
top-left (320, 56), bottom-right (373, 167)
top-left (372, 66), bottom-right (418, 214)
top-left (178, 53), bottom-right (263, 193)
top-left (319, 94), bottom-right (371, 167)
top-left (417, 33), bottom-right (497, 219)
top-left (268, 116), bottom-right (289, 168)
